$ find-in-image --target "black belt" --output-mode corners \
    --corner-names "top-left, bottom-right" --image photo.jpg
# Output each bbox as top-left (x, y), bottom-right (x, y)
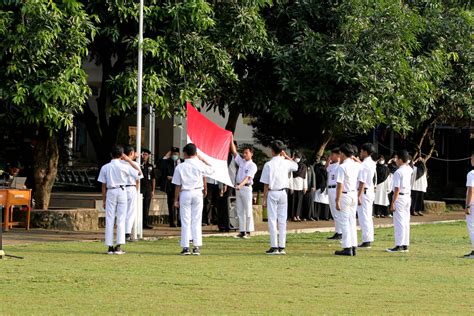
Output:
top-left (125, 185), bottom-right (136, 187)
top-left (328, 185), bottom-right (336, 189)
top-left (399, 192), bottom-right (410, 196)
top-left (108, 185), bottom-right (125, 190)
top-left (342, 191), bottom-right (356, 194)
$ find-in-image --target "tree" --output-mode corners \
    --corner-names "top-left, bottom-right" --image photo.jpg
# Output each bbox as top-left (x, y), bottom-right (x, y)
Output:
top-left (250, 0), bottom-right (472, 158)
top-left (0, 0), bottom-right (94, 209)
top-left (80, 0), bottom-right (271, 166)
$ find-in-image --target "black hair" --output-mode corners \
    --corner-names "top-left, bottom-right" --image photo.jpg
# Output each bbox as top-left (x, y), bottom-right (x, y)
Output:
top-left (361, 143), bottom-right (375, 155)
top-left (124, 145), bottom-right (134, 156)
top-left (270, 140), bottom-right (285, 155)
top-left (171, 147), bottom-right (180, 153)
top-left (397, 150), bottom-right (410, 163)
top-left (111, 145), bottom-right (124, 159)
top-left (331, 147), bottom-right (340, 154)
top-left (339, 143), bottom-right (354, 157)
top-left (242, 145), bottom-right (254, 154)
top-left (351, 144), bottom-right (359, 156)
top-left (293, 150), bottom-right (302, 158)
top-left (183, 143), bottom-right (197, 156)
top-left (142, 148), bottom-right (151, 154)
top-left (378, 154), bottom-right (385, 160)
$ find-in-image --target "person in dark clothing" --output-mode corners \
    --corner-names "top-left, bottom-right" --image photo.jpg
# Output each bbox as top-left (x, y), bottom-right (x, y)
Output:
top-left (159, 147), bottom-right (183, 227)
top-left (140, 148), bottom-right (155, 229)
top-left (314, 159), bottom-right (330, 220)
top-left (203, 177), bottom-right (219, 226)
top-left (374, 155), bottom-right (391, 218)
top-left (289, 151), bottom-right (307, 222)
top-left (411, 158), bottom-right (428, 216)
top-left (303, 162), bottom-right (316, 221)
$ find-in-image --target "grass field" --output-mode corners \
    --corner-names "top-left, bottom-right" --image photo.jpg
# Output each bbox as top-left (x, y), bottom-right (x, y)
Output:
top-left (1, 222), bottom-right (473, 315)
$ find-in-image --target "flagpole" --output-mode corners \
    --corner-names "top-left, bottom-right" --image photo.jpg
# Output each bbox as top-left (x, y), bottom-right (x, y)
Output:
top-left (135, 0), bottom-right (144, 240)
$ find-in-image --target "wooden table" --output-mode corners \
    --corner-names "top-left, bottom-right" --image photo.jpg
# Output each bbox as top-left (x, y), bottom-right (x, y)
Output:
top-left (0, 189), bottom-right (32, 231)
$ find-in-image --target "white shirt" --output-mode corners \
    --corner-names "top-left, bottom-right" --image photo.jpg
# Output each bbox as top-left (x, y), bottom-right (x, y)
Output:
top-left (411, 167), bottom-right (428, 192)
top-left (235, 155), bottom-right (258, 185)
top-left (392, 164), bottom-right (413, 194)
top-left (98, 159), bottom-right (140, 189)
top-left (121, 161), bottom-right (143, 185)
top-left (172, 157), bottom-right (215, 191)
top-left (336, 158), bottom-right (360, 192)
top-left (260, 156), bottom-right (298, 190)
top-left (327, 162), bottom-right (339, 186)
top-left (467, 170), bottom-right (474, 188)
top-left (358, 156), bottom-right (376, 190)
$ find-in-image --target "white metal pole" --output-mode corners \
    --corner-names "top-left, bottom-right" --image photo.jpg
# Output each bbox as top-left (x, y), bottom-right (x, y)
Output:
top-left (135, 0), bottom-right (144, 240)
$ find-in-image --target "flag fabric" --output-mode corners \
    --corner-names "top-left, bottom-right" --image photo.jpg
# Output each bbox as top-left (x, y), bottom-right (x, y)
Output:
top-left (186, 102), bottom-right (234, 186)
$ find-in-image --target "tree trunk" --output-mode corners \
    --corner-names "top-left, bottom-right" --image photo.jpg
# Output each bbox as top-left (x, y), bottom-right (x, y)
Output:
top-left (225, 107), bottom-right (241, 133)
top-left (34, 129), bottom-right (59, 210)
top-left (315, 130), bottom-right (333, 162)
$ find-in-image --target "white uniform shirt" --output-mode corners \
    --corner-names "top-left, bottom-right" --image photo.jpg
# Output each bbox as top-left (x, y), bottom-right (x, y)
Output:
top-left (336, 158), bottom-right (360, 192)
top-left (327, 162), bottom-right (339, 187)
top-left (172, 157), bottom-right (215, 190)
top-left (467, 171), bottom-right (474, 206)
top-left (411, 167), bottom-right (428, 192)
top-left (98, 159), bottom-right (140, 188)
top-left (235, 155), bottom-right (258, 185)
top-left (289, 172), bottom-right (308, 191)
top-left (260, 156), bottom-right (298, 190)
top-left (358, 156), bottom-right (377, 190)
top-left (392, 164), bottom-right (413, 194)
top-left (121, 160), bottom-right (143, 185)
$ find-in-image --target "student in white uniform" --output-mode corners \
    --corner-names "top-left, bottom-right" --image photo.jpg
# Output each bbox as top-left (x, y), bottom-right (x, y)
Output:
top-left (326, 148), bottom-right (342, 240)
top-left (98, 145), bottom-right (141, 255)
top-left (335, 144), bottom-right (361, 256)
top-left (261, 140), bottom-right (298, 255)
top-left (230, 139), bottom-right (258, 239)
top-left (464, 152), bottom-right (474, 259)
top-left (387, 150), bottom-right (413, 253)
top-left (172, 143), bottom-right (214, 256)
top-left (357, 143), bottom-right (377, 248)
top-left (122, 145), bottom-right (144, 241)
top-left (411, 157), bottom-right (428, 216)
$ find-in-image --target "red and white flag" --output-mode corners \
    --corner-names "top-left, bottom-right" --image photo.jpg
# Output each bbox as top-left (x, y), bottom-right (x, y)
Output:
top-left (186, 102), bottom-right (233, 186)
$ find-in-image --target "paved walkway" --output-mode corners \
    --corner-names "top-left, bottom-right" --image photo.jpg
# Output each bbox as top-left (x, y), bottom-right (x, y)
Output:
top-left (1, 211), bottom-right (466, 246)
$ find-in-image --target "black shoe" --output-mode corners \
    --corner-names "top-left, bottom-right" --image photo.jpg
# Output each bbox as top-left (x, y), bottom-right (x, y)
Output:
top-left (358, 242), bottom-right (372, 249)
top-left (107, 246), bottom-right (115, 255)
top-left (278, 248), bottom-right (286, 255)
top-left (125, 233), bottom-right (131, 242)
top-left (417, 212), bottom-right (424, 216)
top-left (192, 247), bottom-right (201, 256)
top-left (114, 245), bottom-right (125, 255)
top-left (463, 251), bottom-right (474, 258)
top-left (234, 232), bottom-right (245, 239)
top-left (265, 247), bottom-right (280, 255)
top-left (328, 233), bottom-right (341, 240)
top-left (401, 245), bottom-right (409, 253)
top-left (386, 246), bottom-right (402, 253)
top-left (143, 224), bottom-right (153, 229)
top-left (352, 247), bottom-right (357, 256)
top-left (180, 248), bottom-right (191, 256)
top-left (335, 248), bottom-right (353, 256)
top-left (411, 212), bottom-right (418, 216)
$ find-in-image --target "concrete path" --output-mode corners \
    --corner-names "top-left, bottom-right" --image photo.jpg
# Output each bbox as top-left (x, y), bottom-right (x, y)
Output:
top-left (1, 211), bottom-right (466, 246)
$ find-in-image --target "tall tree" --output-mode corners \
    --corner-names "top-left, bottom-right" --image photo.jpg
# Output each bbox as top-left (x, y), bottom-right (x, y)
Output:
top-left (0, 0), bottom-right (94, 209)
top-left (80, 0), bottom-right (271, 165)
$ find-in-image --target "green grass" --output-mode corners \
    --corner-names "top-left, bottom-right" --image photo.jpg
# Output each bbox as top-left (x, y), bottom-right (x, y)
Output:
top-left (1, 222), bottom-right (473, 315)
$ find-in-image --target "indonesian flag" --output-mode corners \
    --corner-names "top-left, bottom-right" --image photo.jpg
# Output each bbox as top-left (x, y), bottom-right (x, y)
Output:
top-left (186, 102), bottom-right (233, 186)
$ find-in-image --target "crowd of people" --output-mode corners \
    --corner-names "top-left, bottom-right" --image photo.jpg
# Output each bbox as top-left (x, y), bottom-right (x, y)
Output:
top-left (98, 140), bottom-right (474, 260)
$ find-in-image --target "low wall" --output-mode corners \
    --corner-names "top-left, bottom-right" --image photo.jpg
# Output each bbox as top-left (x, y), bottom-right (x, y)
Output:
top-left (31, 208), bottom-right (98, 231)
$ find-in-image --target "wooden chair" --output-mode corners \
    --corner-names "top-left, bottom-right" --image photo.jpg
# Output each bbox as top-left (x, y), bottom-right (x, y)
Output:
top-left (6, 189), bottom-right (31, 230)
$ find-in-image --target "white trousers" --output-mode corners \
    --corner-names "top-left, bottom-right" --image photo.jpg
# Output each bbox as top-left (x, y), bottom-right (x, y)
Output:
top-left (393, 195), bottom-right (411, 246)
top-left (339, 193), bottom-right (358, 248)
top-left (267, 190), bottom-right (288, 248)
top-left (105, 188), bottom-right (127, 246)
top-left (236, 186), bottom-right (254, 233)
top-left (125, 186), bottom-right (137, 234)
top-left (328, 188), bottom-right (341, 234)
top-left (467, 208), bottom-right (474, 249)
top-left (180, 189), bottom-right (203, 248)
top-left (357, 191), bottom-right (375, 243)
